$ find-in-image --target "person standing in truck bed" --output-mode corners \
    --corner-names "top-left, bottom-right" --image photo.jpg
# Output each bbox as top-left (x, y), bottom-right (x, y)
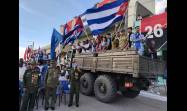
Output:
top-left (119, 29), bottom-right (129, 50)
top-left (127, 27), bottom-right (133, 48)
top-left (106, 33), bottom-right (112, 50)
top-left (112, 31), bottom-right (120, 49)
top-left (130, 26), bottom-right (145, 56)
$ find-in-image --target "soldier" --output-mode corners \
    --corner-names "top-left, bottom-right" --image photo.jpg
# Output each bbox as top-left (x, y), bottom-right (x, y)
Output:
top-left (20, 61), bottom-right (40, 111)
top-left (45, 60), bottom-right (59, 110)
top-left (119, 29), bottom-right (129, 50)
top-left (68, 60), bottom-right (81, 107)
top-left (112, 32), bottom-right (120, 49)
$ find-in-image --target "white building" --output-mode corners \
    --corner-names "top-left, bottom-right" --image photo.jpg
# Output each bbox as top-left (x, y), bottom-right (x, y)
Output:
top-left (128, 0), bottom-right (156, 27)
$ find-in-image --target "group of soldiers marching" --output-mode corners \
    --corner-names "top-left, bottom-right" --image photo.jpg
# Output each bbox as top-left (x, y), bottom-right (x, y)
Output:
top-left (19, 58), bottom-right (81, 111)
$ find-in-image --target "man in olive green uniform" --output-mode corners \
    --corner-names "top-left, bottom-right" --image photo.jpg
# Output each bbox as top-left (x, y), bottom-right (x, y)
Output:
top-left (45, 60), bottom-right (59, 110)
top-left (68, 61), bottom-right (81, 107)
top-left (119, 30), bottom-right (129, 50)
top-left (112, 32), bottom-right (120, 49)
top-left (20, 61), bottom-right (40, 111)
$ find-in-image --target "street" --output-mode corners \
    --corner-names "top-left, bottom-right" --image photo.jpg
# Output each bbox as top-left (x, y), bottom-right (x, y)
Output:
top-left (33, 92), bottom-right (167, 111)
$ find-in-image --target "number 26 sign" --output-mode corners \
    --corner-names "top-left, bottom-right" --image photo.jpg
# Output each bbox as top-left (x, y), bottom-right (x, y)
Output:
top-left (141, 12), bottom-right (167, 39)
top-left (145, 24), bottom-right (164, 38)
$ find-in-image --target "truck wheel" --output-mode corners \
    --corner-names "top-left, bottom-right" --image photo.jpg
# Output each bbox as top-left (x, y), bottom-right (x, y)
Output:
top-left (80, 73), bottom-right (94, 96)
top-left (121, 89), bottom-right (140, 98)
top-left (94, 75), bottom-right (117, 103)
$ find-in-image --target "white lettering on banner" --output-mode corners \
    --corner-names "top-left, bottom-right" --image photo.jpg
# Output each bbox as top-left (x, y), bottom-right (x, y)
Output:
top-left (145, 26), bottom-right (153, 38)
top-left (154, 24), bottom-right (163, 37)
top-left (145, 24), bottom-right (164, 38)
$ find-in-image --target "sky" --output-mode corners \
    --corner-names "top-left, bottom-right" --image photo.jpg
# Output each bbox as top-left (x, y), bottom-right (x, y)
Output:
top-left (19, 0), bottom-right (101, 58)
top-left (155, 0), bottom-right (167, 14)
top-left (19, 0), bottom-right (167, 58)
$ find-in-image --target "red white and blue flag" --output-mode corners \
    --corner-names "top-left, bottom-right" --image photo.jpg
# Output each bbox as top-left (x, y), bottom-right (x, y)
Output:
top-left (24, 47), bottom-right (32, 61)
top-left (61, 17), bottom-right (84, 46)
top-left (85, 0), bottom-right (128, 35)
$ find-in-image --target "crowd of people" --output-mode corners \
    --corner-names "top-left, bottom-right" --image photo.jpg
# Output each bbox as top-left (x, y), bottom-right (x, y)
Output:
top-left (30, 49), bottom-right (50, 63)
top-left (71, 29), bottom-right (128, 54)
top-left (70, 26), bottom-right (157, 59)
top-left (19, 14), bottom-right (160, 111)
top-left (19, 58), bottom-right (81, 111)
top-left (19, 26), bottom-right (160, 111)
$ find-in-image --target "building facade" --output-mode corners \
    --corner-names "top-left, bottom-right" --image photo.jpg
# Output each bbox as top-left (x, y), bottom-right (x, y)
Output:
top-left (128, 0), bottom-right (155, 27)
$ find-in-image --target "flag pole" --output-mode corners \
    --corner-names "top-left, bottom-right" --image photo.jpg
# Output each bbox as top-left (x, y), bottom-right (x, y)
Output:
top-left (117, 3), bottom-right (129, 32)
top-left (33, 41), bottom-right (34, 50)
top-left (113, 1), bottom-right (129, 38)
top-left (83, 28), bottom-right (90, 40)
top-left (125, 8), bottom-right (128, 35)
top-left (117, 14), bottom-right (126, 32)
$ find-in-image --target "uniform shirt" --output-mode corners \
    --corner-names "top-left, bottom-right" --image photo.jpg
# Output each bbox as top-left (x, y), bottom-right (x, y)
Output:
top-left (23, 69), bottom-right (40, 92)
top-left (112, 38), bottom-right (119, 49)
top-left (119, 35), bottom-right (128, 49)
top-left (69, 68), bottom-right (81, 83)
top-left (45, 67), bottom-right (59, 88)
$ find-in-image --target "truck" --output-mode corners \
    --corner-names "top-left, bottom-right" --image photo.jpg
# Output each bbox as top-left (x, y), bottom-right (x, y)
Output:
top-left (66, 48), bottom-right (166, 103)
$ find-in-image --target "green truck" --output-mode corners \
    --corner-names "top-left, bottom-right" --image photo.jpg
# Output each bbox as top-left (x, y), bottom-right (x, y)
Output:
top-left (66, 48), bottom-right (166, 103)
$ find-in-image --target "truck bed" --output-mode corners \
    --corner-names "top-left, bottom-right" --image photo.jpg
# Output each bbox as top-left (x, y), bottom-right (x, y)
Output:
top-left (74, 49), bottom-right (165, 78)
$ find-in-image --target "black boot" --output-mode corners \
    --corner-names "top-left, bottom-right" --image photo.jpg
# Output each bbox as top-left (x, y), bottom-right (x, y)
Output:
top-left (51, 107), bottom-right (55, 110)
top-left (76, 104), bottom-right (79, 107)
top-left (68, 104), bottom-right (72, 107)
top-left (44, 107), bottom-right (48, 110)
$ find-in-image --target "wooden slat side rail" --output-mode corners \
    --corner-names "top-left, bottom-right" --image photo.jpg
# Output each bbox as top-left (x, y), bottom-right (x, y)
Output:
top-left (74, 50), bottom-right (165, 77)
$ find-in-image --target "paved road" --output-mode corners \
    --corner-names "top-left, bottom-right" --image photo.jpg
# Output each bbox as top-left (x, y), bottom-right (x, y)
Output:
top-left (33, 93), bottom-right (167, 111)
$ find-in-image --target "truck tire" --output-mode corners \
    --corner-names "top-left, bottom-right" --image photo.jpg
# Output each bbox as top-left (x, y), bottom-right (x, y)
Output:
top-left (94, 75), bottom-right (117, 103)
top-left (121, 89), bottom-right (140, 98)
top-left (80, 73), bottom-right (94, 96)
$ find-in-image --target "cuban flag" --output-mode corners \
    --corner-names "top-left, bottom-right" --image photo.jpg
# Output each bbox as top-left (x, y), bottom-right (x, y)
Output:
top-left (61, 17), bottom-right (84, 46)
top-left (85, 0), bottom-right (129, 35)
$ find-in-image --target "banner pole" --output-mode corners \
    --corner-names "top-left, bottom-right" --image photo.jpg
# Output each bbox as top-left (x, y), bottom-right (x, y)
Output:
top-left (117, 3), bottom-right (129, 32)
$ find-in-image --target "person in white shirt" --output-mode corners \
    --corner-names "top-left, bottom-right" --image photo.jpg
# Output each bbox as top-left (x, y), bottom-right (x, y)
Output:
top-left (58, 65), bottom-right (69, 80)
top-left (38, 62), bottom-right (43, 76)
top-left (81, 40), bottom-right (92, 53)
top-left (19, 60), bottom-right (26, 82)
top-left (75, 42), bottom-right (82, 54)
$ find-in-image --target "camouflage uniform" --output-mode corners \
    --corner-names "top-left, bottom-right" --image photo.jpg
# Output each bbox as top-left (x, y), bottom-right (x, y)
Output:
top-left (112, 34), bottom-right (119, 49)
top-left (45, 60), bottom-right (59, 109)
top-left (119, 35), bottom-right (129, 49)
top-left (20, 62), bottom-right (40, 111)
top-left (68, 67), bottom-right (81, 107)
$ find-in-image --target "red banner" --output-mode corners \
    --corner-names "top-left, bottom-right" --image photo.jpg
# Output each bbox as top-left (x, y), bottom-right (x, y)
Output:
top-left (140, 12), bottom-right (167, 50)
top-left (141, 12), bottom-right (167, 33)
